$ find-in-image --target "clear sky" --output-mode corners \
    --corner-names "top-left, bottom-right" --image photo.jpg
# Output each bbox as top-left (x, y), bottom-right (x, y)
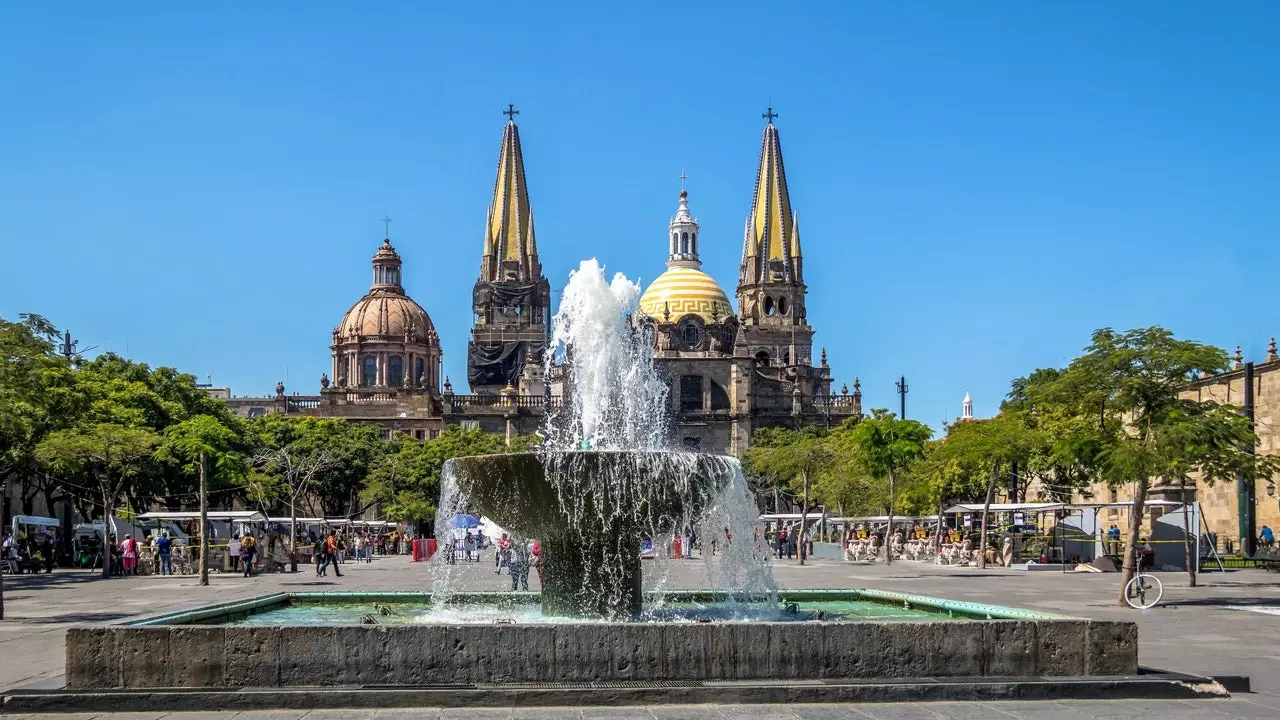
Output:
top-left (2, 3), bottom-right (1278, 431)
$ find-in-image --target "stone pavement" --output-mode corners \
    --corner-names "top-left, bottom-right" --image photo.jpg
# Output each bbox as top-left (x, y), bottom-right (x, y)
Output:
top-left (3, 553), bottom-right (1280, 718)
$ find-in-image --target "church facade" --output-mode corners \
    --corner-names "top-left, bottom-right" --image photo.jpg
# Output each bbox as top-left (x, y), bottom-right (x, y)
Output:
top-left (222, 110), bottom-right (862, 454)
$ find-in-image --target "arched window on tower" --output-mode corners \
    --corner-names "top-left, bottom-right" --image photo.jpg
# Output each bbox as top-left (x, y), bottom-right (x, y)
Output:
top-left (692, 233), bottom-right (697, 255)
top-left (415, 358), bottom-right (425, 386)
top-left (361, 355), bottom-right (377, 387)
top-left (681, 231), bottom-right (689, 254)
top-left (671, 232), bottom-right (678, 255)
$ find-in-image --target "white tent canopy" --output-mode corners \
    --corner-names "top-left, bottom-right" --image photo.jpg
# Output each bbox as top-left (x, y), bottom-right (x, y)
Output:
top-left (137, 511), bottom-right (267, 523)
top-left (944, 502), bottom-right (1062, 515)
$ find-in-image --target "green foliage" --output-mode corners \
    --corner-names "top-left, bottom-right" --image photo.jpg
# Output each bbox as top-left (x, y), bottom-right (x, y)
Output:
top-left (156, 414), bottom-right (249, 489)
top-left (0, 315), bottom-right (80, 481)
top-left (36, 422), bottom-right (160, 500)
top-left (363, 425), bottom-right (504, 524)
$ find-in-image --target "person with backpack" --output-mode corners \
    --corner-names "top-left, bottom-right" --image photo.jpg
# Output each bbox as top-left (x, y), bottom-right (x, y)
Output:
top-left (240, 533), bottom-right (257, 577)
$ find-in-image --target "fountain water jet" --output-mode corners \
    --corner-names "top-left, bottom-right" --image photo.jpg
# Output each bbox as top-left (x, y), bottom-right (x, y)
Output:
top-left (436, 259), bottom-right (775, 618)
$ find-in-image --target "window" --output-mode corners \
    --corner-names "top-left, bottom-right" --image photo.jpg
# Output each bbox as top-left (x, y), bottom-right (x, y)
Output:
top-left (754, 350), bottom-right (770, 368)
top-left (680, 375), bottom-right (704, 412)
top-left (682, 437), bottom-right (701, 450)
top-left (414, 429), bottom-right (426, 441)
top-left (415, 358), bottom-right (425, 385)
top-left (681, 231), bottom-right (689, 254)
top-left (387, 356), bottom-right (404, 387)
top-left (361, 355), bottom-right (378, 387)
top-left (764, 297), bottom-right (775, 316)
top-left (430, 429), bottom-right (440, 439)
top-left (682, 323), bottom-right (701, 348)
top-left (778, 297), bottom-right (788, 315)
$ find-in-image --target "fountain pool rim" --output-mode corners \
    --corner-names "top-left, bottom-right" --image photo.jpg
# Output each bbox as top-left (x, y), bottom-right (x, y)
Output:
top-left (126, 588), bottom-right (1073, 626)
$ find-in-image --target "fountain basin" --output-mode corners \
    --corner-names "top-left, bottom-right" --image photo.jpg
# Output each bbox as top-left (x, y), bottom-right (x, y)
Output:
top-left (446, 451), bottom-right (743, 618)
top-left (66, 589), bottom-right (1138, 689)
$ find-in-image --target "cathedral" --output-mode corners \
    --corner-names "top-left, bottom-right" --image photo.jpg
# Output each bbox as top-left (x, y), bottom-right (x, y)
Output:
top-left (222, 109), bottom-right (862, 454)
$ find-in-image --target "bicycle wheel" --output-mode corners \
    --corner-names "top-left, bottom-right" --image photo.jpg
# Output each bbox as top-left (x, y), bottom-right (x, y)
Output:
top-left (1124, 574), bottom-right (1163, 609)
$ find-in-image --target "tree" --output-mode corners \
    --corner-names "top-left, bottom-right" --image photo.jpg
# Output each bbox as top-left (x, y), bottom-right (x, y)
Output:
top-left (36, 423), bottom-right (159, 578)
top-left (157, 415), bottom-right (247, 585)
top-left (363, 425), bottom-right (505, 528)
top-left (744, 426), bottom-right (832, 565)
top-left (1039, 327), bottom-right (1280, 604)
top-left (847, 410), bottom-right (932, 566)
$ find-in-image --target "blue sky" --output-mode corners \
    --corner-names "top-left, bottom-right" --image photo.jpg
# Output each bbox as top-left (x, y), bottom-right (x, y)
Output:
top-left (2, 3), bottom-right (1278, 431)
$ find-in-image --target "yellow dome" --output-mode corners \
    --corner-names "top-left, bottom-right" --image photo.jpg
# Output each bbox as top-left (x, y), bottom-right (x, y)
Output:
top-left (639, 266), bottom-right (733, 323)
top-left (337, 290), bottom-right (438, 345)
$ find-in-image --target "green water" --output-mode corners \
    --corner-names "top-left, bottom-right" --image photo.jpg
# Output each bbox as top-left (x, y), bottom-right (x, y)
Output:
top-left (218, 599), bottom-right (950, 626)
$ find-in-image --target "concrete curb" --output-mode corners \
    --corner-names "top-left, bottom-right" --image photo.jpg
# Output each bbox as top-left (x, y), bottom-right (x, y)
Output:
top-left (3, 673), bottom-right (1232, 713)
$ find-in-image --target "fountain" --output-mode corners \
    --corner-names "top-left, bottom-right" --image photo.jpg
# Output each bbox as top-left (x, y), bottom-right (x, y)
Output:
top-left (437, 259), bottom-right (774, 618)
top-left (48, 260), bottom-right (1154, 708)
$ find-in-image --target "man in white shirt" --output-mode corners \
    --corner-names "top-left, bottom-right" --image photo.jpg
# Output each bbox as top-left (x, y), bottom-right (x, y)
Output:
top-left (228, 534), bottom-right (242, 573)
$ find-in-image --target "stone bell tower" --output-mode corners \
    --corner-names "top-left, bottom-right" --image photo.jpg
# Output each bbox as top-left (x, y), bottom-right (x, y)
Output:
top-left (467, 105), bottom-right (552, 396)
top-left (735, 109), bottom-right (815, 376)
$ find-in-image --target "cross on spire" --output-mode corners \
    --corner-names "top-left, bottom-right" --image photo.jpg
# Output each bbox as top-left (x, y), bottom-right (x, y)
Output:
top-left (381, 215), bottom-right (392, 239)
top-left (762, 106), bottom-right (778, 124)
top-left (679, 169), bottom-right (688, 190)
top-left (503, 103), bottom-right (519, 122)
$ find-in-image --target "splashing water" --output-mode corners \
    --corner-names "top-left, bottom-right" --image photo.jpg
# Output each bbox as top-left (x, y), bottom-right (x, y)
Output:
top-left (431, 258), bottom-right (776, 618)
top-left (543, 259), bottom-right (668, 451)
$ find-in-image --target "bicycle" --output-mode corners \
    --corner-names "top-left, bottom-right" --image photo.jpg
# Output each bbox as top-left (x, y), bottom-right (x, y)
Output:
top-left (1123, 548), bottom-right (1163, 609)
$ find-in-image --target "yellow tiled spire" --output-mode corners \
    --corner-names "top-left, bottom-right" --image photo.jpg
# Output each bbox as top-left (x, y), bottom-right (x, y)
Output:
top-left (742, 111), bottom-right (801, 284)
top-left (481, 105), bottom-right (539, 282)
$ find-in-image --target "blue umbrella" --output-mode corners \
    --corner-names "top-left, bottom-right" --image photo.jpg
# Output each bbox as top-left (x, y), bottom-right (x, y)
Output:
top-left (452, 514), bottom-right (481, 529)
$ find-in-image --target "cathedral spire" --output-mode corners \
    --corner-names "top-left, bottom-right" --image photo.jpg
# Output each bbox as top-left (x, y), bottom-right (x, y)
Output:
top-left (481, 105), bottom-right (539, 283)
top-left (741, 113), bottom-right (801, 285)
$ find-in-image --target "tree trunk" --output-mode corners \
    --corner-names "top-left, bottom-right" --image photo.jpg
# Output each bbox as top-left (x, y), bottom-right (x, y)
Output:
top-left (886, 466), bottom-right (896, 567)
top-left (1180, 475), bottom-right (1196, 588)
top-left (289, 497), bottom-right (298, 573)
top-left (798, 469), bottom-right (809, 566)
top-left (1118, 476), bottom-right (1150, 607)
top-left (101, 491), bottom-right (113, 580)
top-left (978, 461), bottom-right (1000, 570)
top-left (1, 475), bottom-right (7, 619)
top-left (198, 452), bottom-right (209, 587)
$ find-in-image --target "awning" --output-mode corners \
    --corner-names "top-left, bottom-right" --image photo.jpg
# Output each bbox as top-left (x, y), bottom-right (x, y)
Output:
top-left (944, 503), bottom-right (1064, 515)
top-left (1064, 500), bottom-right (1184, 510)
top-left (137, 511), bottom-right (268, 523)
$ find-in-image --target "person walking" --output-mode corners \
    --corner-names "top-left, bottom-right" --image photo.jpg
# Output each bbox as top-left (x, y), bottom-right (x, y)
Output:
top-left (324, 532), bottom-right (343, 578)
top-left (509, 539), bottom-right (531, 591)
top-left (313, 534), bottom-right (326, 576)
top-left (228, 534), bottom-right (242, 573)
top-left (240, 533), bottom-right (257, 577)
top-left (156, 531), bottom-right (174, 576)
top-left (495, 533), bottom-right (511, 574)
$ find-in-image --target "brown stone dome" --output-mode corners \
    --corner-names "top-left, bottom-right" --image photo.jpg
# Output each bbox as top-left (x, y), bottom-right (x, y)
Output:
top-left (336, 290), bottom-right (438, 345)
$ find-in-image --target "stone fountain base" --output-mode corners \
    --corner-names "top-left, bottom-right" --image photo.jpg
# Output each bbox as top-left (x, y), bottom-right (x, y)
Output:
top-left (63, 590), bottom-right (1140, 691)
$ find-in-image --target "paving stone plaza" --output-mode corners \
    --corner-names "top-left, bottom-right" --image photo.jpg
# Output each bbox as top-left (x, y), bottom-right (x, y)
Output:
top-left (2, 554), bottom-right (1278, 719)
